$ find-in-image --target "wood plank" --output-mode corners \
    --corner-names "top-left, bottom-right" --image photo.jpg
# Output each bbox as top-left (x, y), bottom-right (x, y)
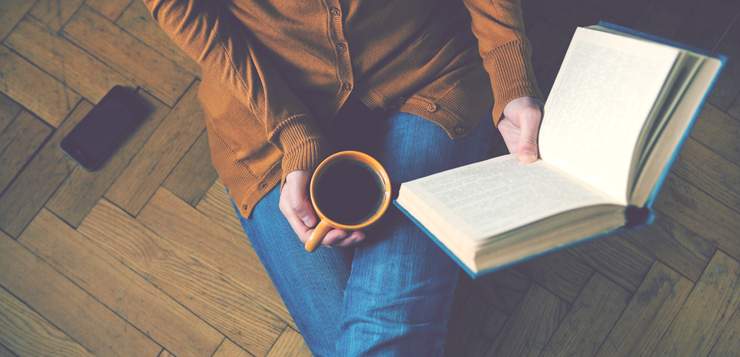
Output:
top-left (138, 188), bottom-right (292, 325)
top-left (730, 94), bottom-right (740, 121)
top-left (0, 234), bottom-right (160, 356)
top-left (266, 328), bottom-right (311, 357)
top-left (196, 180), bottom-right (251, 241)
top-left (525, 0), bottom-right (598, 29)
top-left (62, 6), bottom-right (193, 106)
top-left (77, 199), bottom-right (286, 356)
top-left (0, 93), bottom-right (21, 134)
top-left (47, 91), bottom-right (170, 227)
top-left (709, 17), bottom-right (740, 110)
top-left (632, 0), bottom-right (691, 41)
top-left (568, 233), bottom-right (654, 291)
top-left (0, 101), bottom-right (88, 237)
top-left (116, 0), bottom-right (200, 75)
top-left (0, 45), bottom-right (80, 127)
top-left (624, 214), bottom-right (714, 282)
top-left (163, 129), bottom-right (218, 206)
top-left (691, 104), bottom-right (740, 167)
top-left (0, 0), bottom-right (34, 40)
top-left (29, 0), bottom-right (84, 32)
top-left (480, 305), bottom-right (508, 340)
top-left (0, 111), bottom-right (52, 193)
top-left (105, 82), bottom-right (203, 215)
top-left (656, 174), bottom-right (740, 260)
top-left (596, 262), bottom-right (693, 357)
top-left (518, 251), bottom-right (594, 303)
top-left (445, 278), bottom-right (496, 357)
top-left (0, 343), bottom-right (15, 357)
top-left (672, 0), bottom-right (739, 50)
top-left (708, 307), bottom-right (740, 357)
top-left (19, 209), bottom-right (224, 357)
top-left (453, 306), bottom-right (508, 357)
top-left (5, 16), bottom-right (135, 104)
top-left (213, 339), bottom-right (252, 357)
top-left (672, 137), bottom-right (740, 216)
top-left (540, 273), bottom-right (631, 357)
top-left (487, 284), bottom-right (569, 357)
top-left (157, 349), bottom-right (175, 357)
top-left (652, 250), bottom-right (740, 357)
top-left (0, 285), bottom-right (92, 357)
top-left (525, 18), bottom-right (570, 95)
top-left (86, 0), bottom-right (132, 21)
top-left (475, 267), bottom-right (531, 312)
top-left (592, 0), bottom-right (650, 29)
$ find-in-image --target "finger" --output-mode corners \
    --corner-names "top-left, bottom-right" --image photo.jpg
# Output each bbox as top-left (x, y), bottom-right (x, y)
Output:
top-left (285, 172), bottom-right (318, 227)
top-left (335, 231), bottom-right (366, 247)
top-left (288, 193), bottom-right (318, 228)
top-left (517, 113), bottom-right (541, 163)
top-left (322, 229), bottom-right (350, 246)
top-left (282, 207), bottom-right (312, 243)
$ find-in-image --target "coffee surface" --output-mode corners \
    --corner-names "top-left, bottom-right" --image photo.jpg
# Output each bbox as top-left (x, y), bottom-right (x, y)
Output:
top-left (314, 159), bottom-right (383, 225)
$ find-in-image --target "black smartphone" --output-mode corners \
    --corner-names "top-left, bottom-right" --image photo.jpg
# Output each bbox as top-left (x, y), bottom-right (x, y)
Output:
top-left (60, 86), bottom-right (151, 171)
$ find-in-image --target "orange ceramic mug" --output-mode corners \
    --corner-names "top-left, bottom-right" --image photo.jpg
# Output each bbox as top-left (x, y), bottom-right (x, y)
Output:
top-left (304, 150), bottom-right (392, 252)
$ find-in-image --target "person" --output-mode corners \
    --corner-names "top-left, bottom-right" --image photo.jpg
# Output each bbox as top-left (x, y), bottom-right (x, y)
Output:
top-left (145, 0), bottom-right (543, 355)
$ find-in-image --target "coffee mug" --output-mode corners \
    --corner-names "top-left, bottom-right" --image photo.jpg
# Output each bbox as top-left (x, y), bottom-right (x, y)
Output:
top-left (305, 150), bottom-right (392, 252)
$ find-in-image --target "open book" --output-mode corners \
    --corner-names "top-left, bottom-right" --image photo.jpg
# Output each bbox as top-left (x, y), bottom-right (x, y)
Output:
top-left (394, 22), bottom-right (725, 278)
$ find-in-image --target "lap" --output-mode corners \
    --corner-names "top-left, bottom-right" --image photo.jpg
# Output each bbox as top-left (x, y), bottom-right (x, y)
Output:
top-left (351, 111), bottom-right (494, 292)
top-left (230, 187), bottom-right (353, 356)
top-left (336, 112), bottom-right (495, 355)
top-left (233, 110), bottom-right (497, 356)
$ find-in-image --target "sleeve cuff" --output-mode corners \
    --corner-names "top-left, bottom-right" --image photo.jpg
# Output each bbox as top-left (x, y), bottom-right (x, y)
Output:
top-left (481, 39), bottom-right (543, 126)
top-left (273, 117), bottom-right (331, 188)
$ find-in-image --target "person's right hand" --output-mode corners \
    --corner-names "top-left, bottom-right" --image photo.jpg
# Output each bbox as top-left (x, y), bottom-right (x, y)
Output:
top-left (279, 170), bottom-right (366, 248)
top-left (499, 96), bottom-right (543, 164)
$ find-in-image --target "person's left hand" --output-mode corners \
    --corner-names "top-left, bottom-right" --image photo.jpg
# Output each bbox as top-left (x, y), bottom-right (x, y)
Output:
top-left (498, 96), bottom-right (543, 163)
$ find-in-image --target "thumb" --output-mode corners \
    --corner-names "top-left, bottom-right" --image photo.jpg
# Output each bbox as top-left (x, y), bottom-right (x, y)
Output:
top-left (517, 112), bottom-right (541, 163)
top-left (517, 132), bottom-right (538, 163)
top-left (291, 192), bottom-right (318, 228)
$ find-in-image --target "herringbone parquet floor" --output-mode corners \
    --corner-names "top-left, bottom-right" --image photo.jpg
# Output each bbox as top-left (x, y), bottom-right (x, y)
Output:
top-left (0, 1), bottom-right (738, 356)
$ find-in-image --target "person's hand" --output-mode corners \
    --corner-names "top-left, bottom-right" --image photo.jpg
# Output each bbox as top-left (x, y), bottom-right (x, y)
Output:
top-left (498, 96), bottom-right (543, 163)
top-left (279, 170), bottom-right (366, 248)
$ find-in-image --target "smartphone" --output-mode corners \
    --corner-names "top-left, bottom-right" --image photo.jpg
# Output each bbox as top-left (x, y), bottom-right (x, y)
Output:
top-left (60, 86), bottom-right (151, 171)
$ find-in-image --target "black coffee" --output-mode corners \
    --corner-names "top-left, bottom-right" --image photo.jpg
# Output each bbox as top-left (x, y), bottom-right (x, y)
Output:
top-left (314, 159), bottom-right (384, 225)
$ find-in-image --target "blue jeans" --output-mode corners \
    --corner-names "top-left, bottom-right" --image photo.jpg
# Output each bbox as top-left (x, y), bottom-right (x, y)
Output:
top-left (230, 109), bottom-right (496, 356)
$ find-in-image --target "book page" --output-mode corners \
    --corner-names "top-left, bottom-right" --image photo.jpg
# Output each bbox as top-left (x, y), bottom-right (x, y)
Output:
top-left (402, 155), bottom-right (619, 242)
top-left (539, 27), bottom-right (679, 204)
top-left (631, 56), bottom-right (721, 206)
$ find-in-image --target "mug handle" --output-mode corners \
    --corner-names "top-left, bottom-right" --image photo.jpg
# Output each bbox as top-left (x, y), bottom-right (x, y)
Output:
top-left (305, 220), bottom-right (332, 252)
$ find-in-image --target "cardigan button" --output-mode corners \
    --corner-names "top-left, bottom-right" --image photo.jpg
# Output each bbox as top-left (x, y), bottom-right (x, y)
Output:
top-left (241, 203), bottom-right (249, 211)
top-left (342, 81), bottom-right (353, 91)
top-left (426, 102), bottom-right (438, 112)
top-left (258, 181), bottom-right (268, 190)
top-left (336, 42), bottom-right (346, 52)
top-left (330, 7), bottom-right (341, 17)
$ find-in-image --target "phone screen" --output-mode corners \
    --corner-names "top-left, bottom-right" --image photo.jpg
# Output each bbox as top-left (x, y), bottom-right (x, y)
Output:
top-left (60, 86), bottom-right (151, 171)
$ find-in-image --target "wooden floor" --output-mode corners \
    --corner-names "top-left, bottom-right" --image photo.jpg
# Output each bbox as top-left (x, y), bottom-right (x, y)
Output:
top-left (0, 1), bottom-right (738, 356)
